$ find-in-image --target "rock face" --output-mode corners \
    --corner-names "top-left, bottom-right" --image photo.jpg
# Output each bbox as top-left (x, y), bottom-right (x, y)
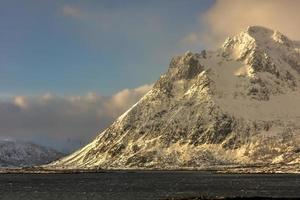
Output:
top-left (50, 26), bottom-right (300, 171)
top-left (0, 140), bottom-right (64, 167)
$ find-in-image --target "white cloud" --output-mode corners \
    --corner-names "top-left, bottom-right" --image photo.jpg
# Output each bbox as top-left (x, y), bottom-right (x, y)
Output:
top-left (181, 33), bottom-right (200, 46)
top-left (0, 84), bottom-right (152, 152)
top-left (62, 5), bottom-right (84, 19)
top-left (183, 0), bottom-right (300, 48)
top-left (107, 84), bottom-right (152, 117)
top-left (13, 96), bottom-right (28, 109)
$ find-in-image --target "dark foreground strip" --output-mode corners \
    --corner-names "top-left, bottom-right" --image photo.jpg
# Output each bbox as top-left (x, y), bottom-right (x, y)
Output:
top-left (162, 197), bottom-right (300, 200)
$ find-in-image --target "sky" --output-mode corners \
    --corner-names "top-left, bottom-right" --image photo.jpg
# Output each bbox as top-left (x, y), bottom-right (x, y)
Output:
top-left (1, 0), bottom-right (299, 152)
top-left (0, 0), bottom-right (212, 96)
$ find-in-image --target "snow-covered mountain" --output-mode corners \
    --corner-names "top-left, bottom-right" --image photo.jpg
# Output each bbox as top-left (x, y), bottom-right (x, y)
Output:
top-left (0, 140), bottom-right (64, 167)
top-left (49, 26), bottom-right (300, 171)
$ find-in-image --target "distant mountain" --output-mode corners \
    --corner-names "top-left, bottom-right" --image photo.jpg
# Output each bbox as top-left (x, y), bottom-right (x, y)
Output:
top-left (49, 26), bottom-right (300, 172)
top-left (0, 140), bottom-right (64, 167)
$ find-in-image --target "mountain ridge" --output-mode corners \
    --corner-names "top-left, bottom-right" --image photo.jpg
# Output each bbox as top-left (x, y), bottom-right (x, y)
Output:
top-left (0, 140), bottom-right (64, 167)
top-left (48, 26), bottom-right (300, 172)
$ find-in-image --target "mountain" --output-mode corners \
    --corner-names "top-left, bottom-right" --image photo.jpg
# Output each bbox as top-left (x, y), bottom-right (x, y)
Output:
top-left (0, 140), bottom-right (64, 167)
top-left (49, 26), bottom-right (300, 172)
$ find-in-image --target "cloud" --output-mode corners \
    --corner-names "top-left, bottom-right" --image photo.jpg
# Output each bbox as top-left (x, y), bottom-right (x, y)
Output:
top-left (13, 96), bottom-right (28, 109)
top-left (181, 33), bottom-right (201, 46)
top-left (105, 84), bottom-right (152, 118)
top-left (62, 5), bottom-right (84, 19)
top-left (184, 0), bottom-right (300, 48)
top-left (0, 84), bottom-right (152, 152)
top-left (60, 4), bottom-right (162, 32)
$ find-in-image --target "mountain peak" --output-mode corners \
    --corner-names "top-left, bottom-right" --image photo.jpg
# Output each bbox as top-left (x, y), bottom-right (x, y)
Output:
top-left (223, 26), bottom-right (294, 52)
top-left (246, 26), bottom-right (293, 46)
top-left (220, 26), bottom-right (300, 100)
top-left (48, 26), bottom-right (300, 172)
top-left (245, 25), bottom-right (273, 36)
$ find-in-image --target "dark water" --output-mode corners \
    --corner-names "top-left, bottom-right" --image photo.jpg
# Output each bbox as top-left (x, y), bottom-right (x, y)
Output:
top-left (0, 171), bottom-right (299, 200)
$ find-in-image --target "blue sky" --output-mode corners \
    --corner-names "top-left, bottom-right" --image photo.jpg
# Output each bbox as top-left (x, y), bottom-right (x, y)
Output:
top-left (0, 0), bottom-right (213, 97)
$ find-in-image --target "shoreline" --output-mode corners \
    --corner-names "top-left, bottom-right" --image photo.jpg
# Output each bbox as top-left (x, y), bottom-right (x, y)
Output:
top-left (0, 166), bottom-right (299, 174)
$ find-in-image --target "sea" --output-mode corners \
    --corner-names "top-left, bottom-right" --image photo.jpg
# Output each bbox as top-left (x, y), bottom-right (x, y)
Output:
top-left (0, 171), bottom-right (299, 200)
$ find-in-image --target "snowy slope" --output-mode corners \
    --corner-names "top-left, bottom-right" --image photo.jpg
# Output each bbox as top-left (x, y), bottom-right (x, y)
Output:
top-left (0, 140), bottom-right (64, 167)
top-left (49, 26), bottom-right (300, 171)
